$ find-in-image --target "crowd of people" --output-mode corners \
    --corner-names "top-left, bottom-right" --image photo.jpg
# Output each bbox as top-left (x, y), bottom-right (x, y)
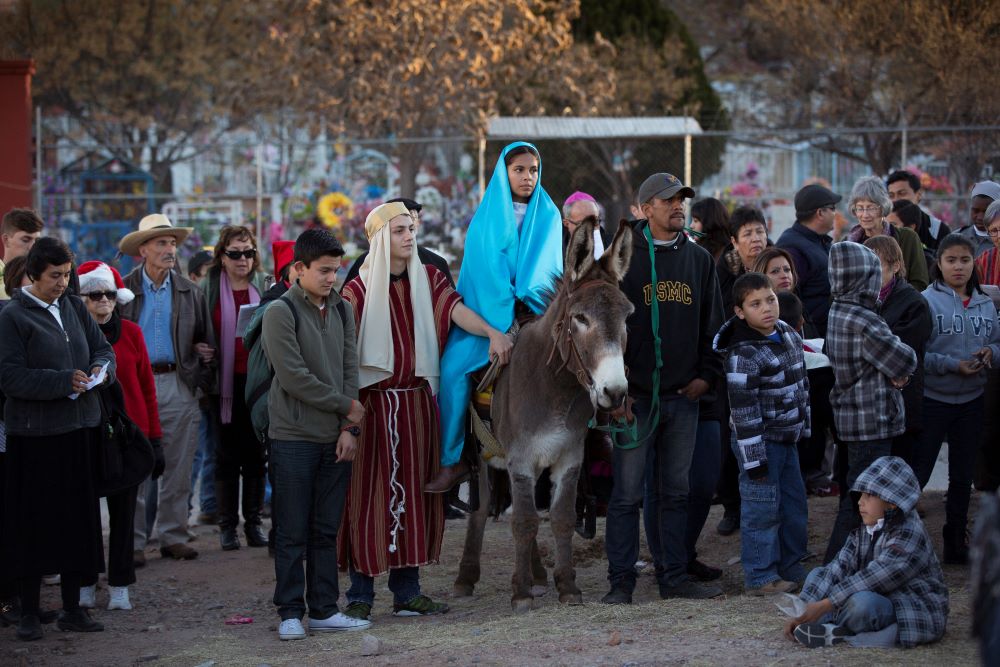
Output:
top-left (0, 145), bottom-right (998, 657)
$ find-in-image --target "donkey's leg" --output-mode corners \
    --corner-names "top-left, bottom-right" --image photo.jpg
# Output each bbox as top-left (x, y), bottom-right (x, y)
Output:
top-left (454, 459), bottom-right (491, 597)
top-left (550, 453), bottom-right (584, 604)
top-left (508, 466), bottom-right (540, 613)
top-left (529, 537), bottom-right (549, 597)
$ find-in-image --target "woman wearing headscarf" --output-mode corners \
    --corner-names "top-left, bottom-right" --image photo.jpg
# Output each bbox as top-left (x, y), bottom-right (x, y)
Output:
top-left (75, 262), bottom-right (164, 613)
top-left (426, 142), bottom-right (563, 492)
top-left (0, 237), bottom-right (115, 641)
top-left (202, 226), bottom-right (267, 551)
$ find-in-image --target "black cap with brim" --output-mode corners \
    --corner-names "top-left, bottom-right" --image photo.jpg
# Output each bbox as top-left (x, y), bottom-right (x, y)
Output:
top-left (637, 172), bottom-right (696, 205)
top-left (794, 184), bottom-right (842, 215)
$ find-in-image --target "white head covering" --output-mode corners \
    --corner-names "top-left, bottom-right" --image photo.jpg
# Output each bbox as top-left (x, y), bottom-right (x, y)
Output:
top-left (356, 202), bottom-right (441, 392)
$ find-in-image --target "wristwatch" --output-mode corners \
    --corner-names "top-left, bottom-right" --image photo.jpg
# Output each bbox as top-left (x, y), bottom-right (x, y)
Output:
top-left (343, 425), bottom-right (361, 437)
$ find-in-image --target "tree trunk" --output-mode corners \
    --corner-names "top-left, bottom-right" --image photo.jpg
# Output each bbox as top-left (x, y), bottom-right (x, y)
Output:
top-left (396, 142), bottom-right (423, 199)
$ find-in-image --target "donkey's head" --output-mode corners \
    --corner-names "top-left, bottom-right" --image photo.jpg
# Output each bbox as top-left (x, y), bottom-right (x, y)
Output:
top-left (549, 219), bottom-right (634, 411)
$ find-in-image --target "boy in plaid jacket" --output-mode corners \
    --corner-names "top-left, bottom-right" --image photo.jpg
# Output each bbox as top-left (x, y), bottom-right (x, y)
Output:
top-left (823, 242), bottom-right (916, 562)
top-left (786, 456), bottom-right (948, 648)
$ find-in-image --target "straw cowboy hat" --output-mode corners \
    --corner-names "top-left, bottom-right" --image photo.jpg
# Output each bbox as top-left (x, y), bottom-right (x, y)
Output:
top-left (119, 214), bottom-right (192, 257)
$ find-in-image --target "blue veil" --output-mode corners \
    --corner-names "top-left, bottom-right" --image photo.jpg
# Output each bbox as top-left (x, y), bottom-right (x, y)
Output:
top-left (437, 141), bottom-right (564, 464)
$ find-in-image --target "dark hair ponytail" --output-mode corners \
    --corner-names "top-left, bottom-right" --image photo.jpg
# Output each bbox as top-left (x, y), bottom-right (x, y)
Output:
top-left (932, 233), bottom-right (984, 295)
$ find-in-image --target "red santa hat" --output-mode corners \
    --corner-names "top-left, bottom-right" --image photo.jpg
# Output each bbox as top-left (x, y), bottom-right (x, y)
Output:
top-left (76, 261), bottom-right (136, 305)
top-left (272, 240), bottom-right (295, 283)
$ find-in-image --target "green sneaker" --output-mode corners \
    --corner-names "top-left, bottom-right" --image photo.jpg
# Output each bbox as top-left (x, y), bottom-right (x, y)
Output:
top-left (343, 601), bottom-right (372, 621)
top-left (392, 595), bottom-right (450, 617)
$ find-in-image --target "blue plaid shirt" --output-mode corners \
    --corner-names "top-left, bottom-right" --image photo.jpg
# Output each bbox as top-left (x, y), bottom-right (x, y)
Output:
top-left (138, 269), bottom-right (175, 365)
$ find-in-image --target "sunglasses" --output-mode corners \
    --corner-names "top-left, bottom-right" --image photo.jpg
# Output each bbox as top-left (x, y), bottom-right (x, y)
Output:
top-left (84, 290), bottom-right (118, 302)
top-left (223, 249), bottom-right (256, 260)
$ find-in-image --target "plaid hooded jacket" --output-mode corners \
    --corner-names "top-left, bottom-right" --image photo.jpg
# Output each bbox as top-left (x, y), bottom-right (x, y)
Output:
top-left (826, 243), bottom-right (917, 442)
top-left (800, 456), bottom-right (949, 647)
top-left (713, 317), bottom-right (811, 479)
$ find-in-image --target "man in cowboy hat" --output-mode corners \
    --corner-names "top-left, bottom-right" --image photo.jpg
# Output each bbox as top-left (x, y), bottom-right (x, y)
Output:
top-left (118, 213), bottom-right (217, 562)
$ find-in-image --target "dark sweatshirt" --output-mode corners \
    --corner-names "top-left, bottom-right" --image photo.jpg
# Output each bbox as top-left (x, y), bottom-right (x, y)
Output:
top-left (620, 221), bottom-right (724, 398)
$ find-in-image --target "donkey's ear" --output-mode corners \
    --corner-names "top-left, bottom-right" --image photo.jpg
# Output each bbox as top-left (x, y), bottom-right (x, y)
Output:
top-left (565, 219), bottom-right (596, 283)
top-left (599, 220), bottom-right (633, 283)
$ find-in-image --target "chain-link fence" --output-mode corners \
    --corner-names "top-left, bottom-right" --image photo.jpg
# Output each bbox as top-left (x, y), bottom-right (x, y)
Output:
top-left (35, 121), bottom-right (1000, 274)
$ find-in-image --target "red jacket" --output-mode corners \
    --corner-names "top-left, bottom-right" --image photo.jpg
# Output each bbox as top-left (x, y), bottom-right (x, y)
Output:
top-left (115, 319), bottom-right (162, 440)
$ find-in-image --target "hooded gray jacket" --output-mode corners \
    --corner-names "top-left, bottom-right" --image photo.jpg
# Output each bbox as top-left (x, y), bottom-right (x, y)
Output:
top-left (826, 242), bottom-right (917, 442)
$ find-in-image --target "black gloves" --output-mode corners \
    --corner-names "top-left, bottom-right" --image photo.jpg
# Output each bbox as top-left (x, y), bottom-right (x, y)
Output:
top-left (150, 438), bottom-right (166, 480)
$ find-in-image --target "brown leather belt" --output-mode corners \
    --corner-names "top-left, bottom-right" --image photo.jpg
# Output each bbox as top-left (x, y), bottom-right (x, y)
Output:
top-left (150, 363), bottom-right (177, 375)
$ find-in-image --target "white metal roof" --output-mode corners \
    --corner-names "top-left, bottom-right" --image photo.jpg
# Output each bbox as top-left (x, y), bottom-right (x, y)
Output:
top-left (487, 116), bottom-right (703, 139)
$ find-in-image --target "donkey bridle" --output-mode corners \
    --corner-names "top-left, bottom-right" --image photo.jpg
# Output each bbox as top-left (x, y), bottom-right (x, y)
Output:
top-left (545, 278), bottom-right (613, 393)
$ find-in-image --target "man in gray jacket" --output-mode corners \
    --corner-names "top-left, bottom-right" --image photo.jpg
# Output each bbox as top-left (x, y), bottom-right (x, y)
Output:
top-left (261, 229), bottom-right (369, 641)
top-left (118, 214), bottom-right (216, 562)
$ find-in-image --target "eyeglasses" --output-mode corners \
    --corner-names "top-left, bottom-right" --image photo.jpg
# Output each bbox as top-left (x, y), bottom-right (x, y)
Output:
top-left (223, 249), bottom-right (256, 260)
top-left (988, 228), bottom-right (1000, 237)
top-left (83, 290), bottom-right (118, 302)
top-left (853, 205), bottom-right (880, 215)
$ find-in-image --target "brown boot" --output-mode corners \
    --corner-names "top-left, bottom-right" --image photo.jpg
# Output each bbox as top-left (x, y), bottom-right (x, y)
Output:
top-left (160, 543), bottom-right (199, 560)
top-left (424, 461), bottom-right (471, 494)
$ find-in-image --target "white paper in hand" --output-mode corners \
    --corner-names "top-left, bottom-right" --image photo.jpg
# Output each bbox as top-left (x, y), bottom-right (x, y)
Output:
top-left (68, 361), bottom-right (110, 400)
top-left (775, 592), bottom-right (806, 618)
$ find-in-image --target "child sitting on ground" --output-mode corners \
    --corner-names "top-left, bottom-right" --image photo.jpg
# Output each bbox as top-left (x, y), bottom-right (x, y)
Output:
top-left (786, 455), bottom-right (949, 649)
top-left (713, 272), bottom-right (810, 595)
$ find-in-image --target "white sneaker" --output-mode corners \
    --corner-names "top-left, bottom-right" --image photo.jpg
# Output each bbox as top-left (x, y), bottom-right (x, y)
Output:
top-left (42, 574), bottom-right (60, 586)
top-left (278, 618), bottom-right (307, 641)
top-left (79, 584), bottom-right (97, 609)
top-left (308, 612), bottom-right (371, 632)
top-left (107, 586), bottom-right (132, 610)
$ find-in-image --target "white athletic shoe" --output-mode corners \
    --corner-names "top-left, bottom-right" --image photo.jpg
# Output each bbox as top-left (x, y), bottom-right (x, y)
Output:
top-left (42, 574), bottom-right (60, 586)
top-left (107, 586), bottom-right (132, 611)
top-left (79, 584), bottom-right (97, 609)
top-left (278, 618), bottom-right (306, 641)
top-left (308, 612), bottom-right (371, 632)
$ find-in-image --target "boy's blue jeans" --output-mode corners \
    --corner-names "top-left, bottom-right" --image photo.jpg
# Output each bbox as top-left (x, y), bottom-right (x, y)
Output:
top-left (347, 566), bottom-right (420, 606)
top-left (803, 568), bottom-right (896, 634)
top-left (733, 437), bottom-right (808, 588)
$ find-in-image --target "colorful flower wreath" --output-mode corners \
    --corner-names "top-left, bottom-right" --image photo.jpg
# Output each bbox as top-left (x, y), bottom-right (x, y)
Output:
top-left (317, 192), bottom-right (354, 229)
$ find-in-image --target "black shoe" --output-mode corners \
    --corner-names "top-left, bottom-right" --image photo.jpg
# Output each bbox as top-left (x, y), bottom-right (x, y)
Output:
top-left (444, 504), bottom-right (466, 520)
top-left (943, 524), bottom-right (969, 565)
top-left (245, 524), bottom-right (268, 548)
top-left (220, 526), bottom-right (241, 551)
top-left (686, 559), bottom-right (723, 582)
top-left (793, 622), bottom-right (852, 648)
top-left (600, 586), bottom-right (633, 605)
top-left (716, 514), bottom-right (740, 536)
top-left (57, 608), bottom-right (103, 633)
top-left (39, 609), bottom-right (60, 624)
top-left (0, 597), bottom-right (20, 627)
top-left (16, 613), bottom-right (42, 641)
top-left (659, 578), bottom-right (723, 600)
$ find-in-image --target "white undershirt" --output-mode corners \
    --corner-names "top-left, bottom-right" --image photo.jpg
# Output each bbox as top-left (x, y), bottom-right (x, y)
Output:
top-left (512, 202), bottom-right (528, 228)
top-left (21, 285), bottom-right (63, 330)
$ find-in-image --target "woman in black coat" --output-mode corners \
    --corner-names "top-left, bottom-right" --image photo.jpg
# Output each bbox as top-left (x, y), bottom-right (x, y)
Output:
top-left (0, 238), bottom-right (116, 641)
top-left (864, 236), bottom-right (933, 468)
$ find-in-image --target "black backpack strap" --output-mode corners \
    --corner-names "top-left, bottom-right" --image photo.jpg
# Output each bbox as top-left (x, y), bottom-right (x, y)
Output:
top-left (279, 294), bottom-right (300, 334)
top-left (336, 300), bottom-right (347, 328)
top-left (247, 296), bottom-right (300, 410)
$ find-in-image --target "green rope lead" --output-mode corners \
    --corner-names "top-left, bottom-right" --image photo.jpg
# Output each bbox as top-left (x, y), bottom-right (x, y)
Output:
top-left (591, 223), bottom-right (663, 449)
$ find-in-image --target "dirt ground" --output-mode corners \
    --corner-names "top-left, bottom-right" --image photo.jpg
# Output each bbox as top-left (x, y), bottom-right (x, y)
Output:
top-left (2, 490), bottom-right (982, 667)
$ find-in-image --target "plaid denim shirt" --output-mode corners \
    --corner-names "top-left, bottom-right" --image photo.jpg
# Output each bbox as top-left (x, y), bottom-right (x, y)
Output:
top-left (826, 243), bottom-right (917, 442)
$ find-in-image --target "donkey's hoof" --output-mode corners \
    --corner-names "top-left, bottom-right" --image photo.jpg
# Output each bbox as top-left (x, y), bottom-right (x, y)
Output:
top-left (559, 592), bottom-right (583, 605)
top-left (453, 583), bottom-right (475, 598)
top-left (511, 597), bottom-right (534, 614)
top-left (530, 584), bottom-right (549, 597)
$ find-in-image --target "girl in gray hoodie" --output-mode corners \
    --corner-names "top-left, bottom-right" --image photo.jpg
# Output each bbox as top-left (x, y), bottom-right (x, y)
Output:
top-left (916, 233), bottom-right (1000, 564)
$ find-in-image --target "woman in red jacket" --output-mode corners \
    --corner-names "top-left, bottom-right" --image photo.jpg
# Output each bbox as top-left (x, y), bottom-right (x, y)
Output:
top-left (76, 262), bottom-right (165, 612)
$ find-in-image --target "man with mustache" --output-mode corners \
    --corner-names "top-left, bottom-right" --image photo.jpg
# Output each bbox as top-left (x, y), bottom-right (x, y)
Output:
top-left (119, 214), bottom-right (216, 563)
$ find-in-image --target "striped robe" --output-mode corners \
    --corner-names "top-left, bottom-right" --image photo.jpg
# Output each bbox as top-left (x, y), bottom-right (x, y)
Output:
top-left (338, 265), bottom-right (462, 576)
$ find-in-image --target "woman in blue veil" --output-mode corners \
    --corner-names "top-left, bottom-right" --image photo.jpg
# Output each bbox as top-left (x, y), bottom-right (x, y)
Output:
top-left (425, 141), bottom-right (563, 492)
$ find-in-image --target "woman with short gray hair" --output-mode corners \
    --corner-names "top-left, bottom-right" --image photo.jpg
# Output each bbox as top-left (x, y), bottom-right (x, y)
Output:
top-left (974, 200), bottom-right (1000, 286)
top-left (846, 176), bottom-right (929, 290)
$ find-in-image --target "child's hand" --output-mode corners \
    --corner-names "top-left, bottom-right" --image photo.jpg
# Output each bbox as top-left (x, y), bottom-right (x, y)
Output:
top-left (784, 598), bottom-right (835, 640)
top-left (974, 347), bottom-right (993, 369)
top-left (958, 359), bottom-right (983, 376)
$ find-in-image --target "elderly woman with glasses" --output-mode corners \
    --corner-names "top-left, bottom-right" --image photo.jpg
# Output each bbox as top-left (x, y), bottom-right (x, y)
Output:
top-left (974, 200), bottom-right (1000, 287)
top-left (846, 176), bottom-right (929, 291)
top-left (75, 261), bottom-right (164, 613)
top-left (201, 226), bottom-right (268, 551)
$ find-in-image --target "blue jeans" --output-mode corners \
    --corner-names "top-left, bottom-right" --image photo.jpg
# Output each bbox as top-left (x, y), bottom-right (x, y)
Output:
top-left (190, 406), bottom-right (218, 514)
top-left (825, 438), bottom-right (892, 563)
top-left (915, 395), bottom-right (984, 530)
top-left (804, 568), bottom-right (896, 634)
top-left (347, 566), bottom-right (420, 606)
top-left (733, 438), bottom-right (807, 588)
top-left (644, 418), bottom-right (721, 566)
top-left (606, 395), bottom-right (698, 589)
top-left (270, 439), bottom-right (351, 621)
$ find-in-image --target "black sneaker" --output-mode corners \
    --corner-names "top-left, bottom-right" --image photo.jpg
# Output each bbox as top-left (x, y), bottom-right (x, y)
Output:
top-left (57, 608), bottom-right (104, 633)
top-left (793, 622), bottom-right (852, 648)
top-left (600, 586), bottom-right (633, 605)
top-left (0, 597), bottom-right (20, 627)
top-left (716, 514), bottom-right (740, 536)
top-left (16, 614), bottom-right (42, 641)
top-left (686, 559), bottom-right (722, 582)
top-left (659, 578), bottom-right (723, 600)
top-left (343, 601), bottom-right (373, 621)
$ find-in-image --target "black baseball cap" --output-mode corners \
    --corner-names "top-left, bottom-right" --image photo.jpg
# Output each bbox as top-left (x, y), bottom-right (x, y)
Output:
top-left (636, 173), bottom-right (696, 205)
top-left (794, 184), bottom-right (841, 216)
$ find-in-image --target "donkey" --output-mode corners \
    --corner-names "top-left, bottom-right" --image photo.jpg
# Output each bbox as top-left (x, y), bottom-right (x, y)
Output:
top-left (453, 219), bottom-right (634, 613)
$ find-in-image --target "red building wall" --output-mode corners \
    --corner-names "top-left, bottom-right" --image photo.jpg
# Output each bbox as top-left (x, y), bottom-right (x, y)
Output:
top-left (0, 59), bottom-right (35, 260)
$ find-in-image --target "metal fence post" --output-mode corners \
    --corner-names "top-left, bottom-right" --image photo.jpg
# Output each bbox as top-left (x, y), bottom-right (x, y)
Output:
top-left (684, 134), bottom-right (692, 187)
